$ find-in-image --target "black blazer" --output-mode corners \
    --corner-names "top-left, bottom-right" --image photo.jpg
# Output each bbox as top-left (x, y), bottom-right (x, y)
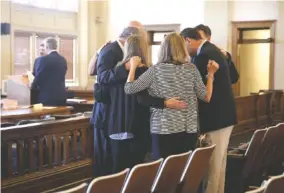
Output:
top-left (91, 41), bottom-right (164, 135)
top-left (194, 41), bottom-right (237, 133)
top-left (226, 52), bottom-right (239, 84)
top-left (31, 51), bottom-right (67, 106)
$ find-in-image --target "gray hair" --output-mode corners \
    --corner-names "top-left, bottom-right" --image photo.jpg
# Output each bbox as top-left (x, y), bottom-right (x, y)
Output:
top-left (44, 37), bottom-right (57, 50)
top-left (119, 27), bottom-right (140, 39)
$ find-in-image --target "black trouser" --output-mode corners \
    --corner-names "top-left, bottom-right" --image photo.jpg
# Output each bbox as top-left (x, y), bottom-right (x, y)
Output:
top-left (110, 134), bottom-right (149, 173)
top-left (151, 132), bottom-right (198, 160)
top-left (93, 127), bottom-right (112, 177)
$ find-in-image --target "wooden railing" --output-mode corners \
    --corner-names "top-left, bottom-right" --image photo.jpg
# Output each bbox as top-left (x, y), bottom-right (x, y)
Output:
top-left (1, 116), bottom-right (93, 193)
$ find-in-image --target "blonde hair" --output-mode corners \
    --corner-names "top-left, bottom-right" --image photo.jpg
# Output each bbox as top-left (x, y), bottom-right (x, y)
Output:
top-left (157, 32), bottom-right (190, 65)
top-left (121, 35), bottom-right (150, 67)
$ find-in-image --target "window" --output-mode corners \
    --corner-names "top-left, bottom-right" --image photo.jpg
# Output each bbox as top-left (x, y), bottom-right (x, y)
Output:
top-left (14, 32), bottom-right (32, 75)
top-left (241, 29), bottom-right (270, 40)
top-left (151, 45), bottom-right (160, 65)
top-left (59, 36), bottom-right (75, 80)
top-left (148, 31), bottom-right (173, 65)
top-left (35, 34), bottom-right (55, 57)
top-left (14, 31), bottom-right (77, 82)
top-left (11, 0), bottom-right (78, 12)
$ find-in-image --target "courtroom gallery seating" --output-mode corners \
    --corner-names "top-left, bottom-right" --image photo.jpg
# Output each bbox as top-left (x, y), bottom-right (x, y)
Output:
top-left (58, 147), bottom-right (214, 193)
top-left (56, 183), bottom-right (88, 193)
top-left (151, 151), bottom-right (192, 193)
top-left (245, 173), bottom-right (284, 193)
top-left (225, 123), bottom-right (284, 193)
top-left (86, 169), bottom-right (130, 193)
top-left (121, 159), bottom-right (163, 193)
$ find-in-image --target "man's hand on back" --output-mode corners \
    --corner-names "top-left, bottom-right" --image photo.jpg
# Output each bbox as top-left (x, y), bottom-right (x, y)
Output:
top-left (220, 49), bottom-right (227, 57)
top-left (165, 97), bottom-right (188, 109)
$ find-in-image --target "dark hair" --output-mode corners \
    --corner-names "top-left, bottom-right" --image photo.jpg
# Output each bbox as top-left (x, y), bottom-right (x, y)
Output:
top-left (119, 27), bottom-right (140, 39)
top-left (195, 24), bottom-right (211, 37)
top-left (180, 28), bottom-right (202, 40)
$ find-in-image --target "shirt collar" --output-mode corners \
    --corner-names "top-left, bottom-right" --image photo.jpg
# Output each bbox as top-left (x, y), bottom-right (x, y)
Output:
top-left (48, 50), bottom-right (57, 55)
top-left (117, 40), bottom-right (124, 52)
top-left (197, 40), bottom-right (206, 55)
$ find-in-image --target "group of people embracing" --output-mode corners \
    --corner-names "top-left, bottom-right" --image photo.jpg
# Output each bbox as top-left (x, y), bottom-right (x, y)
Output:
top-left (90, 21), bottom-right (238, 193)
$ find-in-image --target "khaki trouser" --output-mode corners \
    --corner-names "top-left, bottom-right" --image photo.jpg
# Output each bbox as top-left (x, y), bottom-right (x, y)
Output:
top-left (205, 125), bottom-right (233, 193)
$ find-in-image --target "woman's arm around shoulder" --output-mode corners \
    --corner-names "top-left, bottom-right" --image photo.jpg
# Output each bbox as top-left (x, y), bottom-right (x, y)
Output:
top-left (125, 66), bottom-right (155, 95)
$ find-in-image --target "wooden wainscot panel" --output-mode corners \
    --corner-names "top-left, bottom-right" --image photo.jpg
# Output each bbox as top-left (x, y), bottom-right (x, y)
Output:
top-left (1, 116), bottom-right (93, 193)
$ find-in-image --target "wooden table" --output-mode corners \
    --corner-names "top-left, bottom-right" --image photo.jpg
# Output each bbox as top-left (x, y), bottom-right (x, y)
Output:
top-left (1, 106), bottom-right (73, 122)
top-left (67, 100), bottom-right (94, 113)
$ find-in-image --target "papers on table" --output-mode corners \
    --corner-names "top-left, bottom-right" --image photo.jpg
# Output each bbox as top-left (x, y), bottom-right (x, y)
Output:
top-left (67, 98), bottom-right (87, 104)
top-left (26, 71), bottom-right (34, 86)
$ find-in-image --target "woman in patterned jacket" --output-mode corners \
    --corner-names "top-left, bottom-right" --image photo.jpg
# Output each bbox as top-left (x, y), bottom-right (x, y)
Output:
top-left (125, 32), bottom-right (219, 159)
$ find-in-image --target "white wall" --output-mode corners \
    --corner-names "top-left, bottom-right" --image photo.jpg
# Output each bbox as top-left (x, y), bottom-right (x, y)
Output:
top-left (108, 0), bottom-right (204, 39)
top-left (231, 1), bottom-right (278, 21)
top-left (204, 0), bottom-right (284, 89)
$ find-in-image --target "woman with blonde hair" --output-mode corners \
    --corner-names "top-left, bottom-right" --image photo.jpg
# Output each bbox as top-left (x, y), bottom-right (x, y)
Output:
top-left (125, 32), bottom-right (219, 159)
top-left (108, 34), bottom-right (158, 172)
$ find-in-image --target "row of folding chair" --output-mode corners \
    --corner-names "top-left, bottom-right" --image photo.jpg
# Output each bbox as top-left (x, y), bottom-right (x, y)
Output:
top-left (56, 145), bottom-right (215, 193)
top-left (245, 173), bottom-right (284, 193)
top-left (225, 123), bottom-right (284, 193)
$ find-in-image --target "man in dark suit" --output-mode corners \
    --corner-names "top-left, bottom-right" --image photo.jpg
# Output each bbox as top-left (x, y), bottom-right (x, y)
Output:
top-left (181, 28), bottom-right (237, 193)
top-left (31, 37), bottom-right (67, 106)
top-left (31, 43), bottom-right (46, 104)
top-left (91, 22), bottom-right (187, 177)
top-left (195, 24), bottom-right (239, 84)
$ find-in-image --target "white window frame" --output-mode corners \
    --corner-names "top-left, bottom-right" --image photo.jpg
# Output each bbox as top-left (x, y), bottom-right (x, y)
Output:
top-left (13, 30), bottom-right (78, 85)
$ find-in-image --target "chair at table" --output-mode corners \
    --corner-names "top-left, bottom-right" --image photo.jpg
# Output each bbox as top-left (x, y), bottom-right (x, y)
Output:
top-left (56, 183), bottom-right (88, 193)
top-left (87, 168), bottom-right (129, 193)
top-left (178, 145), bottom-right (215, 193)
top-left (151, 151), bottom-right (192, 193)
top-left (121, 159), bottom-right (163, 193)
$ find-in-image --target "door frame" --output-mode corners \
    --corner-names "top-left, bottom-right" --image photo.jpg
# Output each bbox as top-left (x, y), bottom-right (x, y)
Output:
top-left (231, 20), bottom-right (276, 96)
